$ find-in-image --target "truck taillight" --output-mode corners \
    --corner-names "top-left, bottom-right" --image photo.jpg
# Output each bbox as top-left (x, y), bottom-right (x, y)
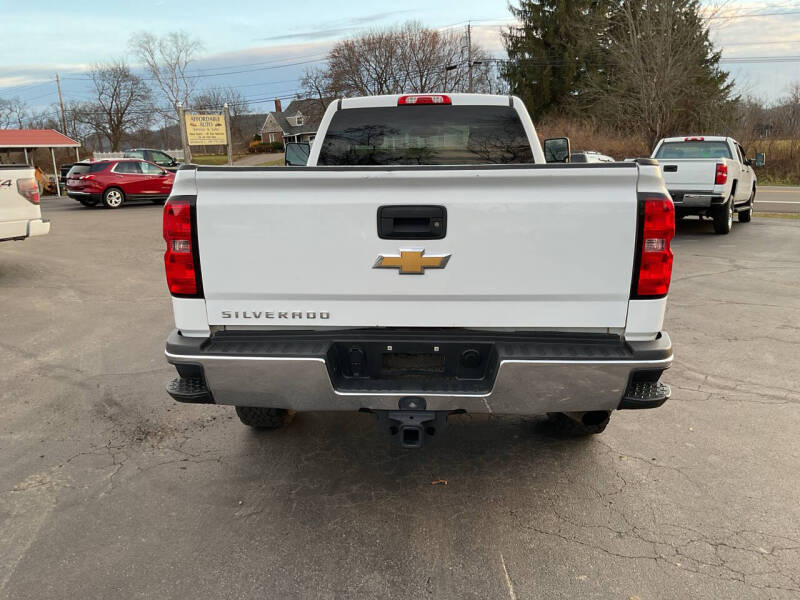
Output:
top-left (398, 94), bottom-right (451, 105)
top-left (634, 195), bottom-right (674, 297)
top-left (17, 178), bottom-right (39, 204)
top-left (163, 196), bottom-right (203, 297)
top-left (715, 163), bottom-right (728, 185)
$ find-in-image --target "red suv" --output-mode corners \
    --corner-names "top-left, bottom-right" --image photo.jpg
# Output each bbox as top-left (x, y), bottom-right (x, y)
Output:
top-left (65, 159), bottom-right (175, 208)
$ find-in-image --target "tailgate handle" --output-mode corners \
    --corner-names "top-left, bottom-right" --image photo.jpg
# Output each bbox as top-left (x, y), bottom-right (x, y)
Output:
top-left (378, 205), bottom-right (446, 239)
top-left (663, 165), bottom-right (678, 172)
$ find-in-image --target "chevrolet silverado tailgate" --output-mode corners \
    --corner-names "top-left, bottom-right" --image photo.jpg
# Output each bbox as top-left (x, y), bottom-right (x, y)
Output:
top-left (657, 159), bottom-right (717, 191)
top-left (194, 164), bottom-right (640, 329)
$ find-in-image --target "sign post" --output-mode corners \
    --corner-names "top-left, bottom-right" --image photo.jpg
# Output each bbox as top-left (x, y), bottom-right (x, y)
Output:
top-left (223, 103), bottom-right (233, 166)
top-left (177, 103), bottom-right (192, 164)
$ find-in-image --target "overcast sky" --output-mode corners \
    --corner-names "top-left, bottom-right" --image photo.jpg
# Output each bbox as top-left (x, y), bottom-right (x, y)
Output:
top-left (2, 0), bottom-right (800, 114)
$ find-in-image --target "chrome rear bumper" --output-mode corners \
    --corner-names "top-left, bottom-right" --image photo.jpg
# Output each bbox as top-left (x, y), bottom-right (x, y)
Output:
top-left (165, 330), bottom-right (672, 415)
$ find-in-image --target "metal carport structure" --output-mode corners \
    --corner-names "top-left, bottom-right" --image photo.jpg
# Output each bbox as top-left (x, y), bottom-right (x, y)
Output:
top-left (0, 129), bottom-right (81, 196)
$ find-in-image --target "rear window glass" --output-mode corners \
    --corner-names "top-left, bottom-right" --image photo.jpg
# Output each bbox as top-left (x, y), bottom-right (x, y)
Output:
top-left (318, 105), bottom-right (534, 165)
top-left (150, 151), bottom-right (173, 163)
top-left (141, 162), bottom-right (164, 174)
top-left (655, 141), bottom-right (732, 159)
top-left (125, 150), bottom-right (145, 159)
top-left (114, 161), bottom-right (143, 174)
top-left (67, 162), bottom-right (107, 176)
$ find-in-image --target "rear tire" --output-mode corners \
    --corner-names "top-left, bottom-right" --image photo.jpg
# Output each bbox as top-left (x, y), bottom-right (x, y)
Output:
top-left (546, 411), bottom-right (610, 436)
top-left (713, 196), bottom-right (733, 234)
top-left (102, 187), bottom-right (125, 209)
top-left (235, 406), bottom-right (288, 430)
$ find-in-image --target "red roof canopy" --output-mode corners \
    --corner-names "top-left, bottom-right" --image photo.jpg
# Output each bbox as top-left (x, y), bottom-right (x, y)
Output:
top-left (0, 129), bottom-right (80, 148)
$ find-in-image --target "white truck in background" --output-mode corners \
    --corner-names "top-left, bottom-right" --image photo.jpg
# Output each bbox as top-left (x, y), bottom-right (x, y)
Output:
top-left (162, 93), bottom-right (675, 447)
top-left (0, 165), bottom-right (50, 243)
top-left (652, 136), bottom-right (763, 234)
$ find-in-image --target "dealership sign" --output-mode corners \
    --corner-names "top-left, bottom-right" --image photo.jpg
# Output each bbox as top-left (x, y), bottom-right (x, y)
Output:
top-left (185, 113), bottom-right (228, 145)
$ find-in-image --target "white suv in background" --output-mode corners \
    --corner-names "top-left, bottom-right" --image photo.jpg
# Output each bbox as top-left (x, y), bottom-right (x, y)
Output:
top-left (0, 165), bottom-right (50, 243)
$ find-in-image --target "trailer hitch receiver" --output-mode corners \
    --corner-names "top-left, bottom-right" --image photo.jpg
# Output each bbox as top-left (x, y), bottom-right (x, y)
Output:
top-left (370, 398), bottom-right (460, 448)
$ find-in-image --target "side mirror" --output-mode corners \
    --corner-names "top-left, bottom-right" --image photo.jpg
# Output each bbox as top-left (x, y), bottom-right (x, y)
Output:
top-left (285, 142), bottom-right (310, 166)
top-left (754, 152), bottom-right (765, 167)
top-left (543, 137), bottom-right (571, 163)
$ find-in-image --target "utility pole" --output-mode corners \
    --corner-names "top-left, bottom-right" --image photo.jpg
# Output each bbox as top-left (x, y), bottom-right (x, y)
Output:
top-left (467, 22), bottom-right (473, 93)
top-left (55, 73), bottom-right (67, 133)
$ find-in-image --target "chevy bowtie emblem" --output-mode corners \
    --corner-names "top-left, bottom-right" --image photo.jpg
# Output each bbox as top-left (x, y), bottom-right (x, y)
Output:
top-left (373, 249), bottom-right (451, 275)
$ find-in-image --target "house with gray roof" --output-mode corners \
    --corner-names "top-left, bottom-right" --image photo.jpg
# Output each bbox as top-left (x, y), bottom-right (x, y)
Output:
top-left (260, 98), bottom-right (332, 146)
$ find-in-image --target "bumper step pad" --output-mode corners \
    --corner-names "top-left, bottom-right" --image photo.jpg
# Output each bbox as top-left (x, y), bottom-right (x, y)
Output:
top-left (619, 381), bottom-right (671, 410)
top-left (166, 377), bottom-right (214, 404)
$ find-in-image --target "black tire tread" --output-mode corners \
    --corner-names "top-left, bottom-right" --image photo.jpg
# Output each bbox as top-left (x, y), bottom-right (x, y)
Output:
top-left (738, 191), bottom-right (754, 222)
top-left (235, 406), bottom-right (288, 429)
top-left (712, 198), bottom-right (733, 234)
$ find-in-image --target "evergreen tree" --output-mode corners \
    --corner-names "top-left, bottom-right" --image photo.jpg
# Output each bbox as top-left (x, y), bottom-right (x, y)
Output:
top-left (502, 0), bottom-right (735, 145)
top-left (502, 0), bottom-right (610, 117)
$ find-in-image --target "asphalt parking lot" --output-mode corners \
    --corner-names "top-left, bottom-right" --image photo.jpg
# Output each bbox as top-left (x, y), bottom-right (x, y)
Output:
top-left (1, 196), bottom-right (799, 599)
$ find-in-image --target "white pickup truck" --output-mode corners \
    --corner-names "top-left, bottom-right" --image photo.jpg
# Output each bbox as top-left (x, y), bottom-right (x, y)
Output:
top-left (162, 93), bottom-right (675, 447)
top-left (1, 165), bottom-right (50, 243)
top-left (652, 136), bottom-right (763, 234)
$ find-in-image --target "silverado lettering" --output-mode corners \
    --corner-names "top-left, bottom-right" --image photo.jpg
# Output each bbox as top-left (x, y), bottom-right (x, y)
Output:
top-left (220, 311), bottom-right (330, 319)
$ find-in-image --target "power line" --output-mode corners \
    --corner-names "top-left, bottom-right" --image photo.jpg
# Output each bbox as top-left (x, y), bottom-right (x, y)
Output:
top-left (707, 9), bottom-right (800, 19)
top-left (61, 56), bottom-right (327, 83)
top-left (188, 52), bottom-right (329, 73)
top-left (718, 39), bottom-right (800, 46)
top-left (0, 79), bottom-right (56, 93)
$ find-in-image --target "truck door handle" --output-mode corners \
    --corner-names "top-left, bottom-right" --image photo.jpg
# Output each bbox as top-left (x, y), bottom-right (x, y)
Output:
top-left (664, 165), bottom-right (678, 172)
top-left (377, 205), bottom-right (447, 239)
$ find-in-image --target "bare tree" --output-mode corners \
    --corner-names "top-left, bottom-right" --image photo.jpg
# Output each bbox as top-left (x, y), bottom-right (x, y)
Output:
top-left (24, 107), bottom-right (59, 130)
top-left (193, 86), bottom-right (252, 146)
top-left (0, 97), bottom-right (28, 128)
top-left (581, 0), bottom-right (735, 148)
top-left (302, 22), bottom-right (494, 99)
top-left (301, 68), bottom-right (332, 113)
top-left (778, 83), bottom-right (800, 138)
top-left (129, 31), bottom-right (203, 118)
top-left (77, 61), bottom-right (153, 151)
top-left (193, 86), bottom-right (250, 117)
